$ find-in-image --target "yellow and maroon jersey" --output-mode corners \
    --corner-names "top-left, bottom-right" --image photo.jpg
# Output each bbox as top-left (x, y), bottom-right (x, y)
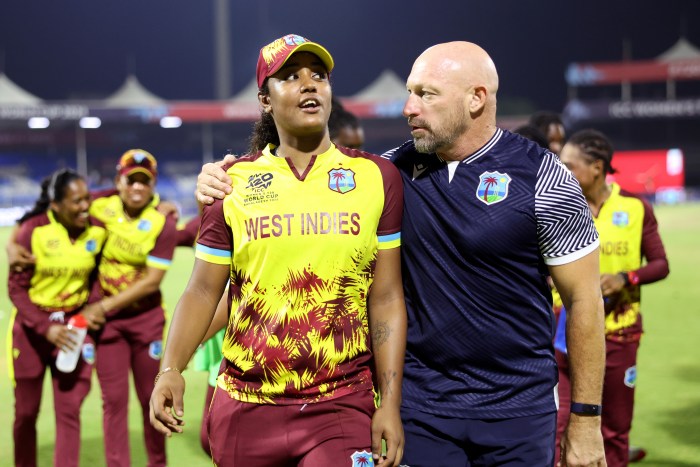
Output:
top-left (8, 211), bottom-right (107, 335)
top-left (90, 193), bottom-right (177, 313)
top-left (196, 144), bottom-right (403, 404)
top-left (596, 183), bottom-right (668, 341)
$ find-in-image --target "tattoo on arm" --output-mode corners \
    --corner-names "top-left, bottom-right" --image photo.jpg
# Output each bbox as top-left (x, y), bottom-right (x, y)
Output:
top-left (371, 320), bottom-right (391, 348)
top-left (382, 370), bottom-right (397, 397)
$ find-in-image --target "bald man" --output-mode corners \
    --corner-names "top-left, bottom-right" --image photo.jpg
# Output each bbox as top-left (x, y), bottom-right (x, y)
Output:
top-left (195, 41), bottom-right (606, 467)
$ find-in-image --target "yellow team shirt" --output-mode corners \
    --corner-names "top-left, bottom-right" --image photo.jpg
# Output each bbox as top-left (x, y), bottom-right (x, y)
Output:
top-left (90, 194), bottom-right (177, 312)
top-left (595, 183), bottom-right (646, 338)
top-left (18, 211), bottom-right (107, 312)
top-left (196, 144), bottom-right (403, 404)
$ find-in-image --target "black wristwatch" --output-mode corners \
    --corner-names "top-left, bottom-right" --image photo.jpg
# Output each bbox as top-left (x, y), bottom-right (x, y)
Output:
top-left (570, 402), bottom-right (602, 416)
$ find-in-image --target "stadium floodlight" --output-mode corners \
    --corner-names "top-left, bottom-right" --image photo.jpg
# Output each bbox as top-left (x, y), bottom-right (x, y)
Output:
top-left (160, 116), bottom-right (182, 128)
top-left (79, 117), bottom-right (102, 129)
top-left (28, 117), bottom-right (50, 129)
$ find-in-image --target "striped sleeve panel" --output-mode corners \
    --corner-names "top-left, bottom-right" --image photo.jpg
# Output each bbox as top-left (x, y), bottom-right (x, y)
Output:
top-left (378, 232), bottom-right (401, 250)
top-left (195, 243), bottom-right (231, 265)
top-left (535, 152), bottom-right (599, 265)
top-left (146, 255), bottom-right (172, 270)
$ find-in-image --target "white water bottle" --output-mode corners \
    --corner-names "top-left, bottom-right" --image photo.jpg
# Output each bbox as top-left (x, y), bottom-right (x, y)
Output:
top-left (56, 314), bottom-right (88, 373)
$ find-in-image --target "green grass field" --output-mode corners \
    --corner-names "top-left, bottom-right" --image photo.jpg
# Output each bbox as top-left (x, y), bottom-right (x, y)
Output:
top-left (1, 204), bottom-right (699, 466)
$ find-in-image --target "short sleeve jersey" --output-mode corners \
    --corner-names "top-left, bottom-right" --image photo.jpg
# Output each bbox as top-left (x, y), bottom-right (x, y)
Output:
top-left (10, 211), bottom-right (107, 313)
top-left (90, 193), bottom-right (177, 311)
top-left (594, 182), bottom-right (665, 340)
top-left (195, 143), bottom-right (403, 404)
top-left (384, 129), bottom-right (599, 419)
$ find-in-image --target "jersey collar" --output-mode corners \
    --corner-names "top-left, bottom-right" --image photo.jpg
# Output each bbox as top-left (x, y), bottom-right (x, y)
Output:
top-left (461, 128), bottom-right (503, 165)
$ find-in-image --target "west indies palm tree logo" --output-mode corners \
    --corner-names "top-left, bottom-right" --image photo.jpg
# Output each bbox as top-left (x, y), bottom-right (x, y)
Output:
top-left (328, 168), bottom-right (356, 194)
top-left (476, 171), bottom-right (512, 205)
top-left (351, 450), bottom-right (374, 466)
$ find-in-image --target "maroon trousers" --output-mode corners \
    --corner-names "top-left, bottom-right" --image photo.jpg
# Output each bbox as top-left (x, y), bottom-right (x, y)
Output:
top-left (556, 339), bottom-right (639, 467)
top-left (94, 307), bottom-right (166, 467)
top-left (207, 388), bottom-right (375, 466)
top-left (200, 383), bottom-right (216, 456)
top-left (11, 314), bottom-right (93, 467)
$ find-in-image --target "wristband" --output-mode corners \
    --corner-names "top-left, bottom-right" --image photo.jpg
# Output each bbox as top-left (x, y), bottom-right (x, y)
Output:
top-left (154, 367), bottom-right (181, 384)
top-left (570, 402), bottom-right (602, 416)
top-left (627, 271), bottom-right (640, 286)
top-left (620, 271), bottom-right (640, 287)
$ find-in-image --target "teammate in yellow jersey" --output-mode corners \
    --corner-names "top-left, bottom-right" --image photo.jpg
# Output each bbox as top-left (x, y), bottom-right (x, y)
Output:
top-left (79, 149), bottom-right (178, 467)
top-left (7, 169), bottom-right (107, 467)
top-left (557, 129), bottom-right (670, 467)
top-left (150, 34), bottom-right (407, 467)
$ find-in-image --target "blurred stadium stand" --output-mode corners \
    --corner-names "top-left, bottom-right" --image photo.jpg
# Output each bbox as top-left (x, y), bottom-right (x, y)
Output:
top-left (2, 41), bottom-right (700, 225)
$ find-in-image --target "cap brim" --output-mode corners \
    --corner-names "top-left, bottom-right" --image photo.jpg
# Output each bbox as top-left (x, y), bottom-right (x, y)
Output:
top-left (273, 42), bottom-right (335, 78)
top-left (121, 167), bottom-right (155, 179)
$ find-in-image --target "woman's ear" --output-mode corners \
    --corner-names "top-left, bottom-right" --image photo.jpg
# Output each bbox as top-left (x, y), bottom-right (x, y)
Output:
top-left (593, 159), bottom-right (605, 177)
top-left (258, 92), bottom-right (272, 114)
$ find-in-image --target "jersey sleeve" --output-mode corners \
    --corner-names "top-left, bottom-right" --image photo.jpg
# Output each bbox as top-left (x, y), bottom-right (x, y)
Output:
top-left (146, 214), bottom-right (178, 270)
top-left (374, 156), bottom-right (403, 250)
top-left (535, 152), bottom-right (600, 265)
top-left (90, 188), bottom-right (118, 200)
top-left (8, 218), bottom-right (53, 335)
top-left (89, 215), bottom-right (105, 229)
top-left (195, 199), bottom-right (232, 265)
top-left (636, 198), bottom-right (670, 284)
top-left (176, 215), bottom-right (201, 247)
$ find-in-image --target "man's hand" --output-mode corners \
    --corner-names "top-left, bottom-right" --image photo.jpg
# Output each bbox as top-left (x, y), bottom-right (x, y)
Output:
top-left (195, 154), bottom-right (236, 205)
top-left (559, 415), bottom-right (606, 467)
top-left (149, 371), bottom-right (186, 437)
top-left (7, 242), bottom-right (35, 272)
top-left (371, 405), bottom-right (404, 466)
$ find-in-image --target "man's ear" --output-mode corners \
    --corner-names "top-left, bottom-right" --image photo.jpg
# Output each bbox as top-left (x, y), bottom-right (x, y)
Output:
top-left (468, 86), bottom-right (488, 114)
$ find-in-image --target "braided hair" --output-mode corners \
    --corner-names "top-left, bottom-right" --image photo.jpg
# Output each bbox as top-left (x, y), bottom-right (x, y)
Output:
top-left (567, 129), bottom-right (616, 174)
top-left (18, 169), bottom-right (84, 224)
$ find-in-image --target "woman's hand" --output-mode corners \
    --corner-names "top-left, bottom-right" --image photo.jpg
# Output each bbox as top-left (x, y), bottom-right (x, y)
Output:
top-left (149, 370), bottom-right (187, 437)
top-left (81, 302), bottom-right (107, 330)
top-left (45, 324), bottom-right (78, 350)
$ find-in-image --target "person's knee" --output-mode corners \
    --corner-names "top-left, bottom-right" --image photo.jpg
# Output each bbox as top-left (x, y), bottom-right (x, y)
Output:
top-left (101, 388), bottom-right (129, 409)
top-left (14, 382), bottom-right (42, 421)
top-left (14, 406), bottom-right (40, 425)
